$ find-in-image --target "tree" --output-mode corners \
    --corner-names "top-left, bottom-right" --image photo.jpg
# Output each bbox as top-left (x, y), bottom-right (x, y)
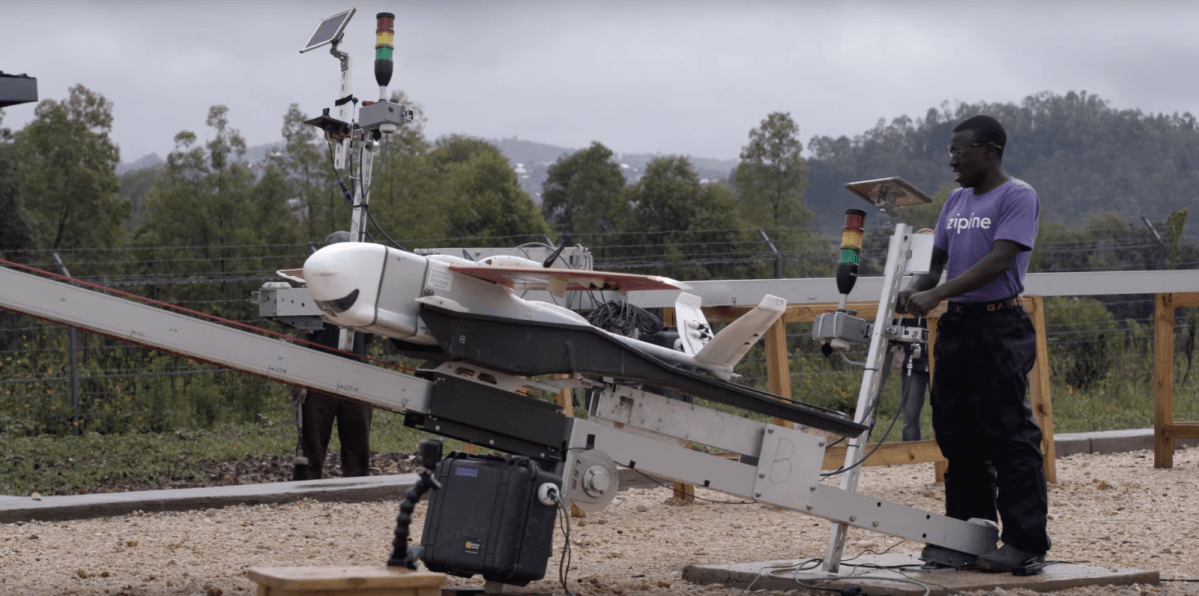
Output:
top-left (426, 135), bottom-right (549, 244)
top-left (272, 103), bottom-right (347, 242)
top-left (0, 118), bottom-right (31, 257)
top-left (12, 84), bottom-right (127, 250)
top-left (136, 105), bottom-right (301, 301)
top-left (541, 141), bottom-right (629, 245)
top-left (734, 112), bottom-right (812, 229)
top-left (624, 156), bottom-right (748, 280)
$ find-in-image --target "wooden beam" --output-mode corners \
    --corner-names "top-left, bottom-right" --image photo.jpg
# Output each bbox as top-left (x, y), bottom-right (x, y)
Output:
top-left (1164, 422), bottom-right (1199, 440)
top-left (704, 302), bottom-right (949, 324)
top-left (1155, 293), bottom-right (1176, 469)
top-left (1173, 292), bottom-right (1199, 308)
top-left (1023, 296), bottom-right (1057, 483)
top-left (822, 439), bottom-right (945, 470)
top-left (765, 318), bottom-right (793, 429)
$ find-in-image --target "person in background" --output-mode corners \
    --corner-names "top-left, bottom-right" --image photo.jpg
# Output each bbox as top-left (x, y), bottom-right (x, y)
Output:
top-left (899, 228), bottom-right (934, 443)
top-left (292, 231), bottom-right (373, 480)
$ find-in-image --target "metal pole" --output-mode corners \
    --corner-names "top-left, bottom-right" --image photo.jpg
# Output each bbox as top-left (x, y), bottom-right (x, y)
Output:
top-left (821, 222), bottom-right (914, 572)
top-left (51, 252), bottom-right (80, 435)
top-left (757, 228), bottom-right (782, 279)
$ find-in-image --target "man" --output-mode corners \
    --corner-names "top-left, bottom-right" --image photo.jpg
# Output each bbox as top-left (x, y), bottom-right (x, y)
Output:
top-left (292, 231), bottom-right (374, 481)
top-left (898, 316), bottom-right (929, 442)
top-left (897, 115), bottom-right (1050, 573)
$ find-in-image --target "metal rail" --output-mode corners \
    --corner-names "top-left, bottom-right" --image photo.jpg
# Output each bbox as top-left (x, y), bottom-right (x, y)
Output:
top-left (0, 265), bottom-right (433, 414)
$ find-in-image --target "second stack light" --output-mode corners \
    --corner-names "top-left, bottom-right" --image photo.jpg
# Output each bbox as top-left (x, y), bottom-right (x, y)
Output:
top-left (836, 208), bottom-right (867, 299)
top-left (374, 12), bottom-right (395, 97)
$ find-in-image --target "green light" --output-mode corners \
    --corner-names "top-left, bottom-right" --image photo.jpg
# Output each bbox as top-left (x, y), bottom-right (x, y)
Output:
top-left (375, 47), bottom-right (393, 61)
top-left (839, 248), bottom-right (859, 265)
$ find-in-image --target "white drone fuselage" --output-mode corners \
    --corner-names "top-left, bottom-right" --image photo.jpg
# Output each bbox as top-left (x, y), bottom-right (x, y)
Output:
top-left (301, 243), bottom-right (786, 381)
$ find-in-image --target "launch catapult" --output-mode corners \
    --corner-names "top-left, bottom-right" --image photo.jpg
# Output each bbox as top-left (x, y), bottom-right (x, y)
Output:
top-left (0, 174), bottom-right (1008, 586)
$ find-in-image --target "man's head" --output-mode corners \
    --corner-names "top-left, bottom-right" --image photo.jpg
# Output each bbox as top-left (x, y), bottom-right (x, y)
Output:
top-left (949, 115), bottom-right (1006, 190)
top-left (323, 230), bottom-right (352, 246)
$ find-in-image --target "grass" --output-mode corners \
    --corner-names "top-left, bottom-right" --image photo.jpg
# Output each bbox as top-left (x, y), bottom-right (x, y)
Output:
top-left (0, 404), bottom-right (464, 496)
top-left (3, 357), bottom-right (1197, 497)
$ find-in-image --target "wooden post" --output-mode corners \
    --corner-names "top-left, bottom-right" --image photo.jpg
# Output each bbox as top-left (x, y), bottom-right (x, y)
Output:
top-left (554, 373), bottom-right (587, 517)
top-left (1155, 292), bottom-right (1175, 469)
top-left (662, 307), bottom-right (695, 502)
top-left (1024, 296), bottom-right (1057, 483)
top-left (765, 318), bottom-right (793, 429)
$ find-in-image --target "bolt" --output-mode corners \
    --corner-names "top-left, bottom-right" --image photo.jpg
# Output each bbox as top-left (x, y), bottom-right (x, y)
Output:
top-left (872, 521), bottom-right (879, 528)
top-left (818, 440), bottom-right (826, 447)
top-left (754, 491), bottom-right (762, 498)
top-left (806, 504), bottom-right (813, 511)
top-left (809, 485), bottom-right (817, 491)
top-left (767, 427), bottom-right (774, 434)
top-left (758, 472), bottom-right (766, 479)
top-left (849, 515), bottom-right (856, 522)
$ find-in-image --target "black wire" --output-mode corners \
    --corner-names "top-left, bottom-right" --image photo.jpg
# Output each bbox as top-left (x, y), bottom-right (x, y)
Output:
top-left (586, 301), bottom-right (663, 336)
top-left (554, 495), bottom-right (580, 596)
top-left (822, 344), bottom-right (899, 478)
top-left (362, 204), bottom-right (409, 251)
top-left (324, 142), bottom-right (354, 206)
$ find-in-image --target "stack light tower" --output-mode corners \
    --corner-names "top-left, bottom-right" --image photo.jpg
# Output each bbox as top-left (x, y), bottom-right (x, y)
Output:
top-left (836, 208), bottom-right (866, 312)
top-left (374, 13), bottom-right (395, 101)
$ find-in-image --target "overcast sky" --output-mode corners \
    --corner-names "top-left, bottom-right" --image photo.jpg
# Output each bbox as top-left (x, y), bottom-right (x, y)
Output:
top-left (3, 1), bottom-right (1198, 164)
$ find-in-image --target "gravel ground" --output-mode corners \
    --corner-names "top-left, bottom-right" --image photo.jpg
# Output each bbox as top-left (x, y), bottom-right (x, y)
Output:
top-left (2, 447), bottom-right (1197, 596)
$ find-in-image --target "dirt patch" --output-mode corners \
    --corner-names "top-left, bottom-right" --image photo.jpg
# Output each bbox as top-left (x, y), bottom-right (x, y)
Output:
top-left (3, 448), bottom-right (1197, 595)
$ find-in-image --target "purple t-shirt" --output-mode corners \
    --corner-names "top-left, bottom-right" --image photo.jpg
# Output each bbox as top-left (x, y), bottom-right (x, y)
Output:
top-left (933, 178), bottom-right (1039, 303)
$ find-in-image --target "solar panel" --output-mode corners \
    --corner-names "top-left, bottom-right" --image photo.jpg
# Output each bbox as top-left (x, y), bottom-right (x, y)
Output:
top-left (300, 8), bottom-right (356, 53)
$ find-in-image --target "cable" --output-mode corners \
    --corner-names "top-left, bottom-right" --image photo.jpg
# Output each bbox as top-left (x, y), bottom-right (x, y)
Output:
top-left (550, 491), bottom-right (580, 596)
top-left (822, 344), bottom-right (898, 478)
top-left (585, 301), bottom-right (662, 336)
top-left (362, 204), bottom-right (408, 251)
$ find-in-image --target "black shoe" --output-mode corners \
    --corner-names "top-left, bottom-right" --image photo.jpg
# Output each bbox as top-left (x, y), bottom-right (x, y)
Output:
top-left (976, 544), bottom-right (1045, 573)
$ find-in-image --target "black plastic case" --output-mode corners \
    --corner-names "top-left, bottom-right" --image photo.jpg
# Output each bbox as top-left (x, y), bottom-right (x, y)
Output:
top-left (420, 452), bottom-right (561, 586)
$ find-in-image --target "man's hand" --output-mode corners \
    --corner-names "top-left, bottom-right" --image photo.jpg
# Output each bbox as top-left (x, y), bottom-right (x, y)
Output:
top-left (290, 386), bottom-right (308, 406)
top-left (905, 290), bottom-right (941, 317)
top-left (896, 288), bottom-right (916, 315)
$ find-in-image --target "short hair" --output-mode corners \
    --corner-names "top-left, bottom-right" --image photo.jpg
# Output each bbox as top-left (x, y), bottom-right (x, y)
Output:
top-left (953, 115), bottom-right (1007, 159)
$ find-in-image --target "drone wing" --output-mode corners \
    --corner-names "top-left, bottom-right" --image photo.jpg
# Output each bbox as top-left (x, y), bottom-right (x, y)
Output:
top-left (277, 268), bottom-right (306, 284)
top-left (448, 265), bottom-right (689, 297)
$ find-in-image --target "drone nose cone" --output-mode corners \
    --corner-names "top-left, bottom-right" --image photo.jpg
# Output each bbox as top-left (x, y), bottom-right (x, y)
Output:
top-left (303, 243), bottom-right (387, 326)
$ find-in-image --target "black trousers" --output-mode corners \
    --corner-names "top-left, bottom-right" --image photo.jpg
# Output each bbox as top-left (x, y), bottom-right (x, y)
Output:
top-left (293, 391), bottom-right (373, 481)
top-left (931, 307), bottom-right (1051, 554)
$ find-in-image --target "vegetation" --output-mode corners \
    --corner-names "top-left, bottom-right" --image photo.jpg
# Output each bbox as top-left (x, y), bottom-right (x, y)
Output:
top-left (1, 86), bottom-right (1198, 496)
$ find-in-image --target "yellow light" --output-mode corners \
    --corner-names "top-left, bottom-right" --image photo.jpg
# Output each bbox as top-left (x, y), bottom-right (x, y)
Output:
top-left (841, 228), bottom-right (863, 250)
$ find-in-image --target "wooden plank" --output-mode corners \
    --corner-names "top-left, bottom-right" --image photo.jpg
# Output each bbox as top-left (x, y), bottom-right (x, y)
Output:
top-left (1164, 422), bottom-right (1199, 440)
top-left (1155, 293), bottom-right (1176, 469)
top-left (1023, 296), bottom-right (1057, 483)
top-left (765, 318), bottom-right (793, 429)
top-left (822, 439), bottom-right (945, 470)
top-left (246, 566), bottom-right (446, 594)
top-left (704, 302), bottom-right (952, 324)
top-left (554, 373), bottom-right (587, 518)
top-left (1173, 292), bottom-right (1199, 308)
